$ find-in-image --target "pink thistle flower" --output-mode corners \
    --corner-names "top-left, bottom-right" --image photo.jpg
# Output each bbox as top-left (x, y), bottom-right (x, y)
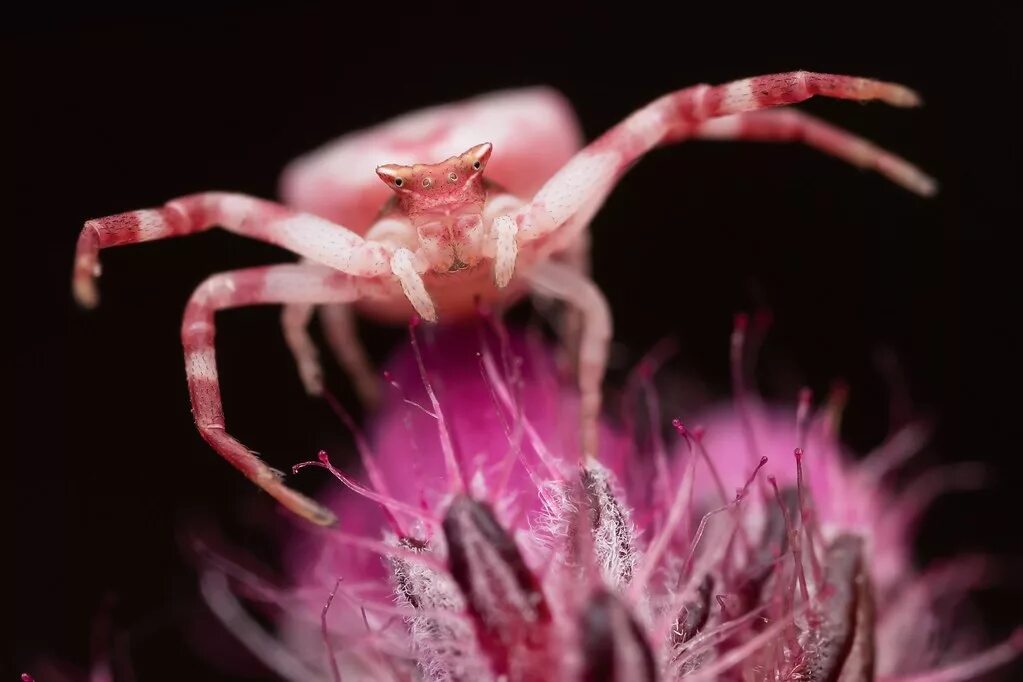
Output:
top-left (199, 319), bottom-right (1021, 681)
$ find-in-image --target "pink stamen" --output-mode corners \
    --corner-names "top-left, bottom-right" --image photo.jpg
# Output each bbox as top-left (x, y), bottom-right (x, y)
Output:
top-left (317, 528), bottom-right (447, 572)
top-left (644, 379), bottom-right (672, 522)
top-left (321, 390), bottom-right (394, 505)
top-left (795, 388), bottom-right (812, 453)
top-left (321, 577), bottom-right (344, 682)
top-left (677, 419), bottom-right (753, 552)
top-left (731, 313), bottom-right (763, 467)
top-left (768, 476), bottom-right (810, 605)
top-left (383, 369), bottom-right (435, 418)
top-left (477, 350), bottom-right (521, 497)
top-left (667, 606), bottom-right (768, 672)
top-left (473, 317), bottom-right (531, 500)
top-left (682, 602), bottom-right (809, 682)
top-left (381, 369), bottom-right (430, 511)
top-left (623, 338), bottom-right (679, 509)
top-left (629, 418), bottom-right (700, 598)
top-left (793, 448), bottom-right (824, 586)
top-left (480, 345), bottom-right (564, 481)
top-left (293, 450), bottom-right (436, 527)
top-left (408, 322), bottom-right (467, 492)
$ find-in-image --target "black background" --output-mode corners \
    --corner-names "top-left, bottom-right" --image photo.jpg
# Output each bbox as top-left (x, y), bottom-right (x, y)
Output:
top-left (10, 4), bottom-right (1021, 680)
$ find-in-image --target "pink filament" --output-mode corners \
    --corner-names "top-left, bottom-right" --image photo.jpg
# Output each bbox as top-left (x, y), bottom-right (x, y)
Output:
top-left (408, 320), bottom-right (467, 492)
top-left (293, 451), bottom-right (435, 528)
top-left (321, 577), bottom-right (344, 682)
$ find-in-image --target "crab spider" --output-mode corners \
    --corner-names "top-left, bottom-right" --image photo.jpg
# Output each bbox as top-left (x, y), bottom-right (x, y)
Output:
top-left (73, 71), bottom-right (935, 526)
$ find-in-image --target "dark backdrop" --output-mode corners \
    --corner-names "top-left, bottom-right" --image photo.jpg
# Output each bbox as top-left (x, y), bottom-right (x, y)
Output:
top-left (11, 4), bottom-right (1021, 680)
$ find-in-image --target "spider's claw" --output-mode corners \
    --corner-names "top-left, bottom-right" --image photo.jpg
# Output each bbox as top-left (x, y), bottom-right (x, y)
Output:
top-left (305, 503), bottom-right (339, 527)
top-left (879, 81), bottom-right (922, 108)
top-left (73, 277), bottom-right (100, 309)
top-left (73, 222), bottom-right (103, 308)
top-left (272, 476), bottom-right (338, 527)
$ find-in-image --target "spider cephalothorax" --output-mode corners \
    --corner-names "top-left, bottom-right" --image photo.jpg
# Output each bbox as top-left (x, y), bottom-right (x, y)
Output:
top-left (376, 143), bottom-right (493, 273)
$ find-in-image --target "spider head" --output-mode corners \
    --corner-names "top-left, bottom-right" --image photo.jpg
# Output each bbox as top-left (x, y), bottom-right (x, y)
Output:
top-left (376, 143), bottom-right (492, 273)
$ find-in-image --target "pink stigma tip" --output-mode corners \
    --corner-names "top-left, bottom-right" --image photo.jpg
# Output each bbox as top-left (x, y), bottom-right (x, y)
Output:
top-left (672, 418), bottom-right (686, 435)
top-left (409, 315), bottom-right (422, 329)
top-left (794, 448), bottom-right (804, 459)
top-left (759, 456), bottom-right (769, 466)
top-left (798, 387), bottom-right (812, 404)
top-left (733, 312), bottom-right (749, 332)
top-left (22, 675), bottom-right (35, 682)
top-left (318, 449), bottom-right (330, 464)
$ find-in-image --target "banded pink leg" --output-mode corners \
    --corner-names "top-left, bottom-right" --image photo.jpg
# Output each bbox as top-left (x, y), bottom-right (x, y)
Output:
top-left (183, 263), bottom-right (367, 526)
top-left (73, 192), bottom-right (391, 308)
top-left (526, 260), bottom-right (612, 458)
top-left (514, 71), bottom-right (929, 245)
top-left (691, 109), bottom-right (936, 195)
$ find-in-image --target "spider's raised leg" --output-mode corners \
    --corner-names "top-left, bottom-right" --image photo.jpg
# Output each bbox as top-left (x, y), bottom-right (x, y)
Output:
top-left (73, 192), bottom-right (390, 308)
top-left (691, 109), bottom-right (936, 196)
top-left (509, 71), bottom-right (929, 250)
top-left (527, 260), bottom-right (611, 459)
top-left (183, 263), bottom-right (369, 526)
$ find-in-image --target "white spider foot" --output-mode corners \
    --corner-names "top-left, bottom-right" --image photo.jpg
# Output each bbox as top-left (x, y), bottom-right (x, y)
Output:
top-left (73, 275), bottom-right (100, 309)
top-left (73, 225), bottom-right (103, 308)
top-left (493, 215), bottom-right (519, 289)
top-left (391, 248), bottom-right (437, 322)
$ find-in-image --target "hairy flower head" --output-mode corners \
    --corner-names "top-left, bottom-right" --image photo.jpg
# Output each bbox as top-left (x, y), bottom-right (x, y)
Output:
top-left (199, 320), bottom-right (1021, 681)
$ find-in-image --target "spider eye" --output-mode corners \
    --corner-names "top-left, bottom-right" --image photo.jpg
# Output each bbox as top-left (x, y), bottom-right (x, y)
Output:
top-left (423, 177), bottom-right (433, 188)
top-left (473, 160), bottom-right (481, 170)
top-left (448, 172), bottom-right (458, 182)
top-left (394, 177), bottom-right (404, 187)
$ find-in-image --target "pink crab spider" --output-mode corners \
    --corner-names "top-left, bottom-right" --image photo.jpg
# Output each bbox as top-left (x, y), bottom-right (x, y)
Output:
top-left (73, 71), bottom-right (935, 526)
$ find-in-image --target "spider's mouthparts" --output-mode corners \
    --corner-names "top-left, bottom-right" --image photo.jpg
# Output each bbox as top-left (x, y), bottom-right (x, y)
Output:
top-left (447, 258), bottom-right (468, 273)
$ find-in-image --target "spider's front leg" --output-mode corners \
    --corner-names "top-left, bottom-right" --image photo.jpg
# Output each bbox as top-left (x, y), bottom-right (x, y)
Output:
top-left (73, 192), bottom-right (391, 308)
top-left (184, 263), bottom-right (371, 526)
top-left (490, 71), bottom-right (932, 457)
top-left (497, 71), bottom-right (931, 257)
